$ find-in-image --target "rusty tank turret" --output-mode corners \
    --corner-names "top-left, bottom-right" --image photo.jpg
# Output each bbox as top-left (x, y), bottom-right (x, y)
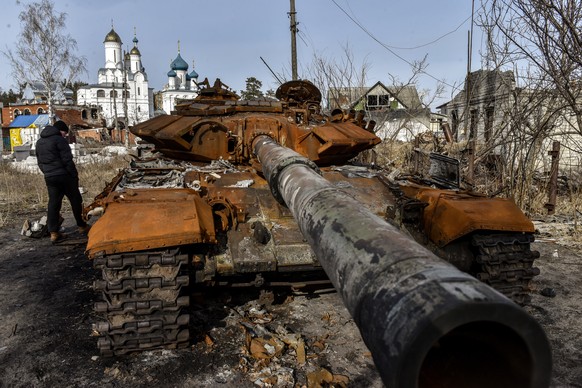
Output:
top-left (84, 79), bottom-right (551, 387)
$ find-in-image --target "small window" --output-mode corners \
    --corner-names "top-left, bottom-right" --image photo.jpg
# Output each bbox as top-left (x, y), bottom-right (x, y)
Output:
top-left (37, 108), bottom-right (45, 114)
top-left (485, 107), bottom-right (494, 141)
top-left (138, 87), bottom-right (141, 96)
top-left (451, 110), bottom-right (459, 140)
top-left (110, 90), bottom-right (118, 98)
top-left (470, 109), bottom-right (479, 139)
top-left (14, 109), bottom-right (21, 117)
top-left (367, 95), bottom-right (378, 106)
top-left (97, 90), bottom-right (105, 97)
top-left (379, 95), bottom-right (390, 106)
top-left (24, 109), bottom-right (31, 115)
top-left (82, 110), bottom-right (87, 119)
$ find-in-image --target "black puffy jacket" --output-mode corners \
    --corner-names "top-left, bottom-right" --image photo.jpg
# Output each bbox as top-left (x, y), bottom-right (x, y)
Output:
top-left (35, 125), bottom-right (78, 179)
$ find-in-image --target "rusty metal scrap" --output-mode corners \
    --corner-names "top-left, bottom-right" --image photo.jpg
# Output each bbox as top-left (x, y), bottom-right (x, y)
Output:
top-left (131, 80), bottom-right (380, 166)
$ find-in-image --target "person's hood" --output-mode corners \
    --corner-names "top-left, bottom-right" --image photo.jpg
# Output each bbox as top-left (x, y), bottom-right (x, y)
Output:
top-left (40, 125), bottom-right (61, 138)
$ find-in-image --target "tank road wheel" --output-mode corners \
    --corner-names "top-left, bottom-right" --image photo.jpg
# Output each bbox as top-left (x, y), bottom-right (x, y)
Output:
top-left (471, 233), bottom-right (541, 305)
top-left (92, 249), bottom-right (190, 356)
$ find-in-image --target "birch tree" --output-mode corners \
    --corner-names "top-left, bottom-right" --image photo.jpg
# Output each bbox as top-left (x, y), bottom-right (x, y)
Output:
top-left (2, 0), bottom-right (86, 121)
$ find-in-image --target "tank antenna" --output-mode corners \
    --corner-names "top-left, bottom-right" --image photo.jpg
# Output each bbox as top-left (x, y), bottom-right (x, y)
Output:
top-left (260, 56), bottom-right (283, 85)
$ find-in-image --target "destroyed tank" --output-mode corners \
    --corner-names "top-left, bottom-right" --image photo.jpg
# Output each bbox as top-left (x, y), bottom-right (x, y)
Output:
top-left (84, 79), bottom-right (550, 387)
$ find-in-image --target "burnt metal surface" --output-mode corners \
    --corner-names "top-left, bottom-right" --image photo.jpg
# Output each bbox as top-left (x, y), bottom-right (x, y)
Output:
top-left (399, 183), bottom-right (535, 247)
top-left (131, 79), bottom-right (380, 166)
top-left (93, 249), bottom-right (190, 356)
top-left (253, 135), bottom-right (551, 388)
top-left (471, 233), bottom-right (541, 305)
top-left (86, 79), bottom-right (547, 384)
top-left (85, 189), bottom-right (216, 256)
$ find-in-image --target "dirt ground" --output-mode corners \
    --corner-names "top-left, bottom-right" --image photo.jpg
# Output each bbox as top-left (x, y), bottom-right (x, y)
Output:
top-left (0, 210), bottom-right (581, 388)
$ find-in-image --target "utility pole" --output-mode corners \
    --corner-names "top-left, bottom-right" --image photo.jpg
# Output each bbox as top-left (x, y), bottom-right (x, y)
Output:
top-left (289, 0), bottom-right (298, 80)
top-left (544, 141), bottom-right (561, 215)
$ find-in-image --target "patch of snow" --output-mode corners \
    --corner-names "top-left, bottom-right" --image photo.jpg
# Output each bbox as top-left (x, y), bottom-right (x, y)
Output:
top-left (100, 146), bottom-right (129, 156)
top-left (11, 156), bottom-right (41, 174)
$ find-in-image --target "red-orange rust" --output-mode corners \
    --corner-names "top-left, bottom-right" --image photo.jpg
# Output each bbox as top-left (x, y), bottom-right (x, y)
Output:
top-left (85, 188), bottom-right (216, 257)
top-left (131, 80), bottom-right (380, 166)
top-left (400, 184), bottom-right (535, 247)
top-left (85, 79), bottom-right (549, 380)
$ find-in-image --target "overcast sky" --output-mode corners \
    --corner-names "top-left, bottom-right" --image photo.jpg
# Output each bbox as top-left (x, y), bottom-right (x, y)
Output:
top-left (0, 0), bottom-right (481, 108)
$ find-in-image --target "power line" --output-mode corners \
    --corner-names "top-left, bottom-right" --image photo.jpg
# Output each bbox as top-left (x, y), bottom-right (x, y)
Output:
top-left (330, 0), bottom-right (468, 89)
top-left (342, 1), bottom-right (472, 50)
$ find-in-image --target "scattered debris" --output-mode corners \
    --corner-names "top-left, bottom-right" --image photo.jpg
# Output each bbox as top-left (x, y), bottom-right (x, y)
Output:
top-left (540, 287), bottom-right (557, 298)
top-left (227, 179), bottom-right (254, 188)
top-left (21, 216), bottom-right (48, 238)
top-left (307, 367), bottom-right (349, 387)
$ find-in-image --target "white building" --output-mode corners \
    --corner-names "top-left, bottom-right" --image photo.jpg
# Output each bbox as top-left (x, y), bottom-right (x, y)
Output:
top-left (77, 28), bottom-right (154, 128)
top-left (160, 46), bottom-right (199, 114)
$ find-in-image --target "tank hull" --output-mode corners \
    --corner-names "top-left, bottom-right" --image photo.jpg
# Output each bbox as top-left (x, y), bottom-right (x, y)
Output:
top-left (85, 79), bottom-right (549, 385)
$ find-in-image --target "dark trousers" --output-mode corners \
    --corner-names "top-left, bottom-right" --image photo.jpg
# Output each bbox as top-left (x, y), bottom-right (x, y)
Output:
top-left (45, 174), bottom-right (86, 233)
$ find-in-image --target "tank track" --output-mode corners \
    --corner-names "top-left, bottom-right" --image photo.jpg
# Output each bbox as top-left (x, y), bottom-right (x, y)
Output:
top-left (93, 249), bottom-right (190, 356)
top-left (471, 233), bottom-right (540, 305)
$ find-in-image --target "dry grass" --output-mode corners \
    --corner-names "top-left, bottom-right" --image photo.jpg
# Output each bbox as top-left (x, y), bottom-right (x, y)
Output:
top-left (2, 139), bottom-right (580, 240)
top-left (0, 162), bottom-right (48, 215)
top-left (375, 139), bottom-right (582, 224)
top-left (77, 156), bottom-right (130, 201)
top-left (0, 155), bottom-right (129, 228)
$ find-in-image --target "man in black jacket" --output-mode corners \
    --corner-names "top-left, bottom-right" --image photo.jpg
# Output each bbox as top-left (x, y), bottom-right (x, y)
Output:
top-left (36, 120), bottom-right (90, 243)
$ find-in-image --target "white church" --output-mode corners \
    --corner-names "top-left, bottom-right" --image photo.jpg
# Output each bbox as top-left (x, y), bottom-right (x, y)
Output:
top-left (77, 28), bottom-right (154, 128)
top-left (160, 43), bottom-right (200, 114)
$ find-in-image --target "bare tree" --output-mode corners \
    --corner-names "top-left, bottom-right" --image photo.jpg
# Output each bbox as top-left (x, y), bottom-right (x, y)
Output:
top-left (479, 0), bottom-right (582, 137)
top-left (375, 55), bottom-right (445, 142)
top-left (306, 43), bottom-right (370, 111)
top-left (305, 45), bottom-right (447, 168)
top-left (473, 0), bottom-right (582, 207)
top-left (2, 0), bottom-right (86, 121)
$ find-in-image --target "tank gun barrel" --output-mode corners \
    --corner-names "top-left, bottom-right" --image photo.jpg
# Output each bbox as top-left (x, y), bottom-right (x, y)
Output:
top-left (253, 135), bottom-right (551, 388)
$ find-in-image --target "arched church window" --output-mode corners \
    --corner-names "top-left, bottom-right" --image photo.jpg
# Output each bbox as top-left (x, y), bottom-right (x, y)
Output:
top-left (37, 108), bottom-right (45, 114)
top-left (24, 109), bottom-right (31, 115)
top-left (14, 109), bottom-right (21, 117)
top-left (97, 90), bottom-right (105, 98)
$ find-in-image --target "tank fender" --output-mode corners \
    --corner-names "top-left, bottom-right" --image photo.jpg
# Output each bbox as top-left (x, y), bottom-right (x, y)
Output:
top-left (402, 187), bottom-right (535, 247)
